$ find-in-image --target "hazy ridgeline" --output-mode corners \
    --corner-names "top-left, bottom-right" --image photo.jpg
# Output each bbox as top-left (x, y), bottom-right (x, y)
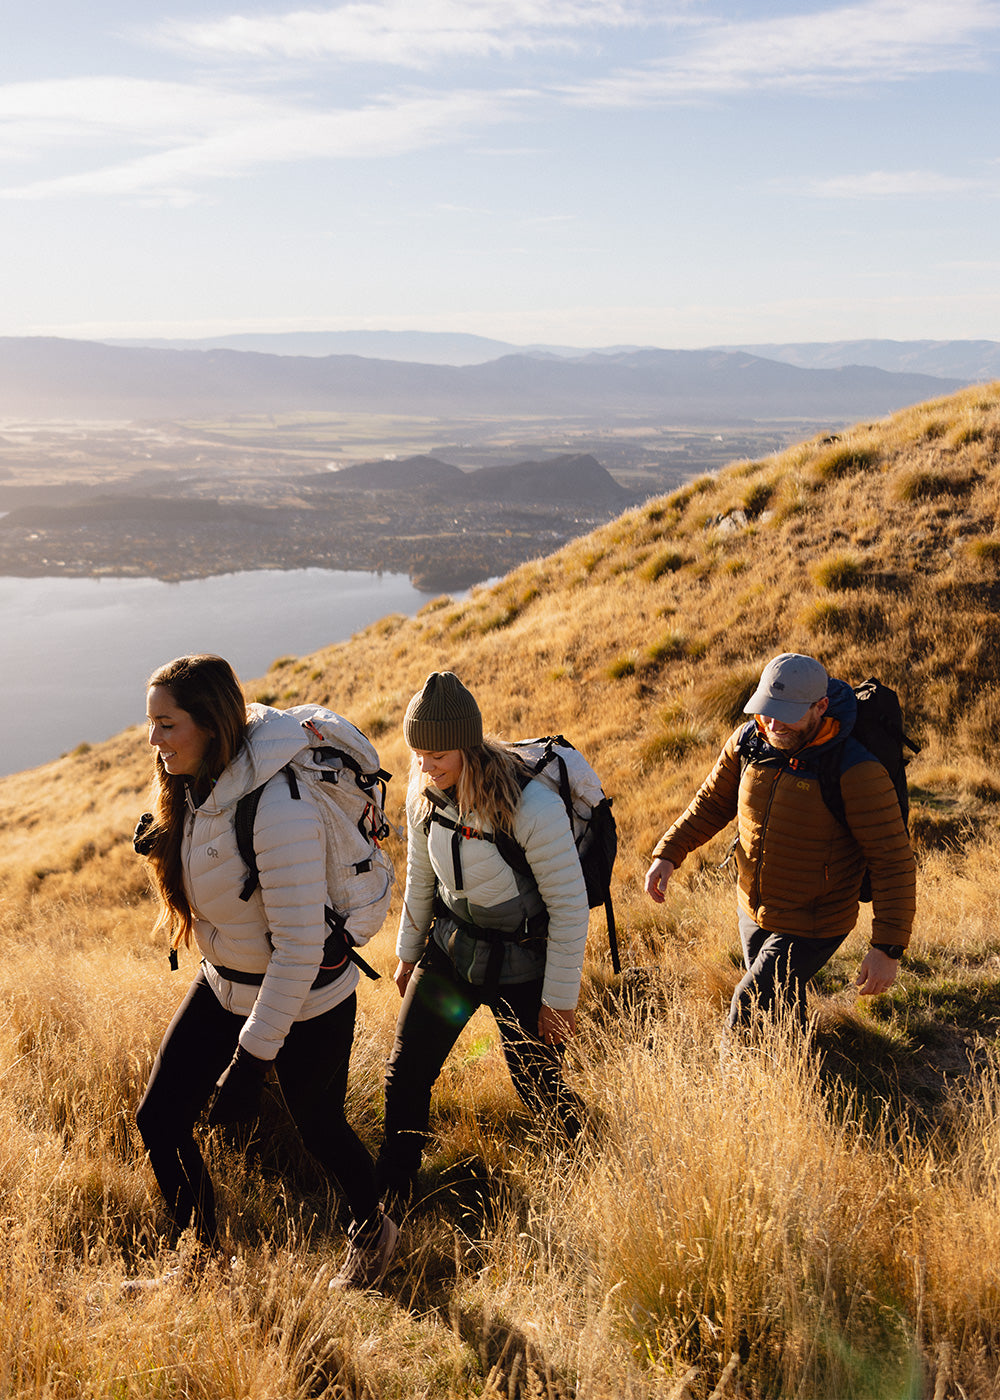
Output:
top-left (1, 383), bottom-right (999, 1398)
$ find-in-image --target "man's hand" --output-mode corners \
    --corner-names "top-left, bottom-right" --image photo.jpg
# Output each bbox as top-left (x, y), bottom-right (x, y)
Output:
top-left (855, 947), bottom-right (900, 997)
top-left (393, 960), bottom-right (417, 998)
top-left (538, 1004), bottom-right (576, 1047)
top-left (644, 857), bottom-right (676, 904)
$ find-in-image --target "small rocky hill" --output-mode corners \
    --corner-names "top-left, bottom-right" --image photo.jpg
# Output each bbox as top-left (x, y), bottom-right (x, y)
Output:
top-left (315, 455), bottom-right (465, 493)
top-left (460, 453), bottom-right (630, 505)
top-left (313, 452), bottom-right (631, 506)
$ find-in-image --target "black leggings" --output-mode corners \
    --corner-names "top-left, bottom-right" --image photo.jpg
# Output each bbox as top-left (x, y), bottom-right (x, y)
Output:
top-left (376, 941), bottom-right (584, 1192)
top-left (136, 968), bottom-right (379, 1248)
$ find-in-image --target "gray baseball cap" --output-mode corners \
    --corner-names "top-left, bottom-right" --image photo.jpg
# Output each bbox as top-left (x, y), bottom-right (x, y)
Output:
top-left (744, 653), bottom-right (829, 723)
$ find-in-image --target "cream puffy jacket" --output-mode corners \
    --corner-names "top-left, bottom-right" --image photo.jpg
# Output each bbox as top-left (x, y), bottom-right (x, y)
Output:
top-left (396, 778), bottom-right (589, 1010)
top-left (181, 704), bottom-right (357, 1061)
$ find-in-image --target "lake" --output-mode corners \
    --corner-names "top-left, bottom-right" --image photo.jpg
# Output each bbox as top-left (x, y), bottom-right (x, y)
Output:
top-left (0, 569), bottom-right (432, 777)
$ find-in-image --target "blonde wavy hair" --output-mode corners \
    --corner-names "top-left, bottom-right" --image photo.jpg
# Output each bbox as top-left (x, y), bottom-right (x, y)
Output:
top-left (409, 735), bottom-right (527, 834)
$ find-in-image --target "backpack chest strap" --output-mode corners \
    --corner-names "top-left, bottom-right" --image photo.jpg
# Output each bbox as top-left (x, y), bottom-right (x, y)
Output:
top-left (425, 806), bottom-right (497, 889)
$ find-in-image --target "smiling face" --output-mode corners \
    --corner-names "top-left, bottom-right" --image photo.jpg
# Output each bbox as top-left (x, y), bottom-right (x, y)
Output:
top-left (146, 683), bottom-right (214, 777)
top-left (411, 747), bottom-right (464, 792)
top-left (759, 697), bottom-right (829, 751)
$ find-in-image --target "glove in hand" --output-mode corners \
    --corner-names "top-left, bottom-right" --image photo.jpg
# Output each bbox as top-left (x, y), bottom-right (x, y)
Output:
top-left (208, 1046), bottom-right (269, 1126)
top-left (133, 812), bottom-right (157, 855)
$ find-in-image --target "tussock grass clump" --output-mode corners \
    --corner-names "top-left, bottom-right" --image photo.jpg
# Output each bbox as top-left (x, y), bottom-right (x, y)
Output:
top-left (367, 611), bottom-right (410, 638)
top-left (644, 631), bottom-right (689, 665)
top-left (742, 480), bottom-right (774, 518)
top-left (802, 597), bottom-right (890, 642)
top-left (948, 422), bottom-right (985, 447)
top-left (920, 418), bottom-right (948, 440)
top-left (693, 668), bottom-right (760, 728)
top-left (812, 553), bottom-right (864, 590)
top-left (606, 654), bottom-right (636, 679)
top-left (811, 442), bottom-right (880, 482)
top-left (417, 593), bottom-right (455, 615)
top-left (968, 536), bottom-right (1000, 564)
top-left (800, 598), bottom-right (853, 634)
top-left (640, 720), bottom-right (710, 765)
top-left (894, 466), bottom-right (978, 502)
top-left (668, 475), bottom-right (715, 512)
top-left (640, 548), bottom-right (685, 581)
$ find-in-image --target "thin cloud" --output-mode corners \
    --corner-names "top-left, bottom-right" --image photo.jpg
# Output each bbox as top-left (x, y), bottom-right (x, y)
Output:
top-left (808, 169), bottom-right (995, 198)
top-left (155, 0), bottom-right (645, 68)
top-left (0, 78), bottom-right (272, 160)
top-left (563, 0), bottom-right (1000, 104)
top-left (0, 78), bottom-right (519, 201)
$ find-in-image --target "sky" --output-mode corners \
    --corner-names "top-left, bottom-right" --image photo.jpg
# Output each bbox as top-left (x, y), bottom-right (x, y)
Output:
top-left (1, 0), bottom-right (999, 349)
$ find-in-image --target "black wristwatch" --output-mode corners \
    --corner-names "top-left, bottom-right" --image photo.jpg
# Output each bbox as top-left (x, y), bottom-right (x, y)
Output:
top-left (872, 943), bottom-right (906, 960)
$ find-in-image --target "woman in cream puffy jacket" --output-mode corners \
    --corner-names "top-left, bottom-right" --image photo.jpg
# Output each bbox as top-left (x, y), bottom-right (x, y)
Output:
top-left (374, 672), bottom-right (590, 1207)
top-left (133, 654), bottom-right (395, 1288)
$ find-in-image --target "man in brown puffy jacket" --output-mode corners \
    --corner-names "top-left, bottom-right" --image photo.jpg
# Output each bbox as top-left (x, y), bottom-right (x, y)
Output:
top-left (644, 653), bottom-right (916, 1032)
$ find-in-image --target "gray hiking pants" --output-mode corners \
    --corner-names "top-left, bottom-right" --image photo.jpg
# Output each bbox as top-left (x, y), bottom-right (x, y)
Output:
top-left (728, 913), bottom-right (847, 1033)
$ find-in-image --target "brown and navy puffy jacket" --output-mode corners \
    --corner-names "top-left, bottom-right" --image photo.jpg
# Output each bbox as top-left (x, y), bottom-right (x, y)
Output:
top-left (651, 678), bottom-right (916, 945)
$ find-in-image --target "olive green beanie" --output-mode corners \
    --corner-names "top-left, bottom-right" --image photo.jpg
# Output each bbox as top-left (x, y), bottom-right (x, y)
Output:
top-left (403, 672), bottom-right (483, 751)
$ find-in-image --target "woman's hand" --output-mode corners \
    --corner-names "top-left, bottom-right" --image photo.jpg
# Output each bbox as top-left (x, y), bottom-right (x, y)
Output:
top-left (538, 1004), bottom-right (576, 1047)
top-left (207, 1045), bottom-right (269, 1126)
top-left (393, 960), bottom-right (417, 998)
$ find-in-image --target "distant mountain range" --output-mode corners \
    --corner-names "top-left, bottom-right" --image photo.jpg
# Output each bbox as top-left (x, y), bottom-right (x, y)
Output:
top-left (0, 336), bottom-right (965, 423)
top-left (714, 339), bottom-right (1000, 382)
top-left (103, 330), bottom-right (1000, 383)
top-left (105, 330), bottom-right (568, 366)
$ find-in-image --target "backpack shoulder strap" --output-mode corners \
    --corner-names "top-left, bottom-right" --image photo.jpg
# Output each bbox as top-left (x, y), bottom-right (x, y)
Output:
top-left (235, 766), bottom-right (299, 903)
top-left (492, 762), bottom-right (534, 877)
top-left (815, 745), bottom-right (849, 830)
top-left (815, 729), bottom-right (898, 833)
top-left (735, 720), bottom-right (760, 772)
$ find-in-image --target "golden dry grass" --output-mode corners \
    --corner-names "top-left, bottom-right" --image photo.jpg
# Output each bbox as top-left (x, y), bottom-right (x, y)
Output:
top-left (1, 383), bottom-right (999, 1396)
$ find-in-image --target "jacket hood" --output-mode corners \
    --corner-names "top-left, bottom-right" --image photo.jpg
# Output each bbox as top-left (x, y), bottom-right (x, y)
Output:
top-left (820, 677), bottom-right (857, 741)
top-left (194, 704), bottom-right (307, 814)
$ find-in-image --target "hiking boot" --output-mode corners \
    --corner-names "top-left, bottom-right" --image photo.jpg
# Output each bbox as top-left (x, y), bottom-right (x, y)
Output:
top-left (329, 1214), bottom-right (398, 1291)
top-left (120, 1266), bottom-right (186, 1298)
top-left (120, 1245), bottom-right (230, 1298)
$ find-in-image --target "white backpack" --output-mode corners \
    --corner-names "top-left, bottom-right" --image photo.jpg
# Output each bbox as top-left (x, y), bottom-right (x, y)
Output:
top-left (235, 705), bottom-right (395, 977)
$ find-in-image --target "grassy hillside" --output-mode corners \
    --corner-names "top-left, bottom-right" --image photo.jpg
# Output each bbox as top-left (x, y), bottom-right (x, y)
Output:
top-left (1, 382), bottom-right (999, 1398)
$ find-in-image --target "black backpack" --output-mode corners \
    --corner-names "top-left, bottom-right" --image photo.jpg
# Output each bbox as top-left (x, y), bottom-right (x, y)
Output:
top-left (817, 679), bottom-right (919, 829)
top-left (815, 679), bottom-right (920, 900)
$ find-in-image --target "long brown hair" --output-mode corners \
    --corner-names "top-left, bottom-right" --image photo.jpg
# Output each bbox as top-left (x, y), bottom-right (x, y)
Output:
top-left (409, 735), bottom-right (526, 836)
top-left (142, 654), bottom-right (248, 949)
